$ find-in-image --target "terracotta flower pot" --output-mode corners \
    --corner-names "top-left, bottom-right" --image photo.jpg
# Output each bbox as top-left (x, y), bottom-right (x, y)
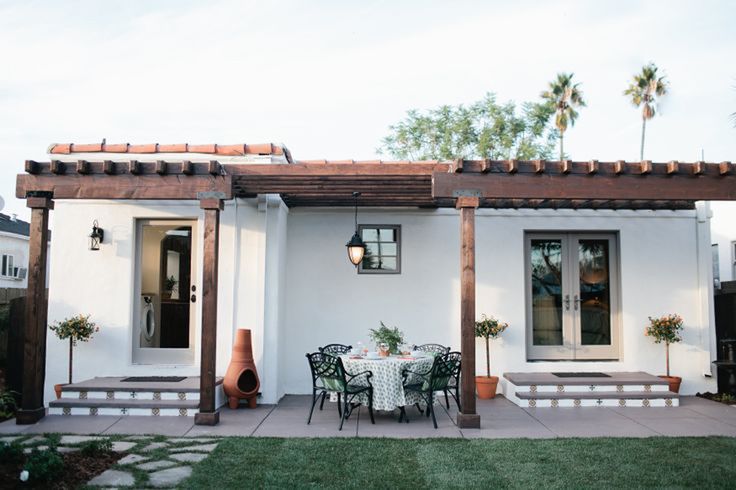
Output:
top-left (476, 376), bottom-right (499, 399)
top-left (659, 375), bottom-right (682, 393)
top-left (224, 329), bottom-right (260, 409)
top-left (54, 384), bottom-right (66, 399)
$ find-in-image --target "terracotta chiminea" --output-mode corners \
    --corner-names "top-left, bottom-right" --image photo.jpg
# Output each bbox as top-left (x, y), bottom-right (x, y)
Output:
top-left (224, 329), bottom-right (260, 409)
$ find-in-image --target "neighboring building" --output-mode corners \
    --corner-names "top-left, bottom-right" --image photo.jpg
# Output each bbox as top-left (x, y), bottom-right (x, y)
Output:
top-left (15, 142), bottom-right (722, 418)
top-left (709, 201), bottom-right (736, 287)
top-left (0, 212), bottom-right (30, 288)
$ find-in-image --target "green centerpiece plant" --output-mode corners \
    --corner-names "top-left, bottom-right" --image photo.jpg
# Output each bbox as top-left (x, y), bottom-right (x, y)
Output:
top-left (474, 314), bottom-right (509, 399)
top-left (49, 314), bottom-right (99, 397)
top-left (369, 322), bottom-right (405, 355)
top-left (645, 313), bottom-right (683, 392)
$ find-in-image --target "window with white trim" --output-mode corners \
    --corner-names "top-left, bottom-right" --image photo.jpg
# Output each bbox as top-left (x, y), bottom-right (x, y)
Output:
top-left (358, 225), bottom-right (401, 274)
top-left (1, 254), bottom-right (15, 278)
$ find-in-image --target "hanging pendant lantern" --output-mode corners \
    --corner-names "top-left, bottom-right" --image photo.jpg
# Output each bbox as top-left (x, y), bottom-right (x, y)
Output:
top-left (346, 192), bottom-right (365, 266)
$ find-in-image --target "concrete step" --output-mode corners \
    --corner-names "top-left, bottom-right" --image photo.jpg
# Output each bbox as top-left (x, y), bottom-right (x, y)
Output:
top-left (503, 371), bottom-right (679, 408)
top-left (49, 398), bottom-right (199, 417)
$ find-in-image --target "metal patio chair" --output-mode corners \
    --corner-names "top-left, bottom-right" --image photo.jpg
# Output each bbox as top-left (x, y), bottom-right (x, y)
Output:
top-left (305, 352), bottom-right (375, 430)
top-left (319, 343), bottom-right (353, 355)
top-left (412, 343), bottom-right (459, 410)
top-left (400, 351), bottom-right (460, 429)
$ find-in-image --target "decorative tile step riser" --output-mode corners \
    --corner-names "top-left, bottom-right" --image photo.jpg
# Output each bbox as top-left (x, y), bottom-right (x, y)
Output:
top-left (524, 398), bottom-right (679, 408)
top-left (525, 384), bottom-right (669, 394)
top-left (61, 391), bottom-right (199, 401)
top-left (49, 407), bottom-right (194, 416)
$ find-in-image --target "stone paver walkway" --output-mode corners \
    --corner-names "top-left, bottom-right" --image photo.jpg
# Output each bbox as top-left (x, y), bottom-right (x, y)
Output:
top-left (2, 433), bottom-right (219, 488)
top-left (1, 395), bottom-right (735, 439)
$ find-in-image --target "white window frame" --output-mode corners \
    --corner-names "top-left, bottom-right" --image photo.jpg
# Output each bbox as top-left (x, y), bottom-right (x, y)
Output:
top-left (1, 254), bottom-right (15, 278)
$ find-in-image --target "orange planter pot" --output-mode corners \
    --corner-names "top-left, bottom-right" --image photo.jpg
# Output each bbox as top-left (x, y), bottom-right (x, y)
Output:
top-left (476, 376), bottom-right (499, 399)
top-left (54, 384), bottom-right (66, 400)
top-left (224, 329), bottom-right (261, 409)
top-left (659, 375), bottom-right (682, 393)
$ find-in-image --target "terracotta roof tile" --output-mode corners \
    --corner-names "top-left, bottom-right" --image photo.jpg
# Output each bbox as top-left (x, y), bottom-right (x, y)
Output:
top-left (48, 142), bottom-right (288, 158)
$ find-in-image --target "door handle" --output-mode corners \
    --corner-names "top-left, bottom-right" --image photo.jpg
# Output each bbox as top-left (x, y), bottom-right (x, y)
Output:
top-left (190, 294), bottom-right (197, 303)
top-left (564, 295), bottom-right (570, 311)
top-left (574, 295), bottom-right (580, 311)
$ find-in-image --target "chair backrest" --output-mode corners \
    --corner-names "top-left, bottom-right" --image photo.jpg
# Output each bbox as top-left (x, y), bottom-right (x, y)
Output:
top-left (425, 351), bottom-right (461, 391)
top-left (319, 343), bottom-right (353, 355)
top-left (413, 343), bottom-right (450, 355)
top-left (305, 352), bottom-right (348, 392)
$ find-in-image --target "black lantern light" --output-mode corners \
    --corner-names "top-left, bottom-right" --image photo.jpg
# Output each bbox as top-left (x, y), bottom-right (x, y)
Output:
top-left (89, 220), bottom-right (104, 251)
top-left (346, 191), bottom-right (366, 266)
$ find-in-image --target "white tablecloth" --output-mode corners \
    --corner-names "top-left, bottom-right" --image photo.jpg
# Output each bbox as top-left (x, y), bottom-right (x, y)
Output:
top-left (333, 355), bottom-right (435, 411)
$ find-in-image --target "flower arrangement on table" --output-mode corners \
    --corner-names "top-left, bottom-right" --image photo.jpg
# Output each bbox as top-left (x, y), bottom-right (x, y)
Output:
top-left (369, 322), bottom-right (405, 355)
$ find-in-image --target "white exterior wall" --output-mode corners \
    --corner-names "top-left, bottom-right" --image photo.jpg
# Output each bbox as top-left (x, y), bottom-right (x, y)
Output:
top-left (44, 199), bottom-right (717, 405)
top-left (45, 197), bottom-right (288, 404)
top-left (282, 208), bottom-right (717, 396)
top-left (0, 232), bottom-right (29, 288)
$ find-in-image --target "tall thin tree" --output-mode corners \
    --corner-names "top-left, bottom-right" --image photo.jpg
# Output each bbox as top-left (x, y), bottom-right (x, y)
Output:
top-left (541, 73), bottom-right (586, 161)
top-left (624, 63), bottom-right (669, 160)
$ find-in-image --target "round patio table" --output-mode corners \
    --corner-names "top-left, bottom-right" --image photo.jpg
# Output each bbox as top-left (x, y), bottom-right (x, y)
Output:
top-left (335, 355), bottom-right (435, 412)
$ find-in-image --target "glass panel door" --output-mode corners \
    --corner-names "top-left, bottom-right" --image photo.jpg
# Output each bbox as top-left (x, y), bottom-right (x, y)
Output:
top-left (133, 219), bottom-right (197, 365)
top-left (527, 233), bottom-right (619, 360)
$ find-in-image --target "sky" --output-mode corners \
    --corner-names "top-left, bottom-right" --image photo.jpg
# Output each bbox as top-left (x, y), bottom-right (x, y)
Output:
top-left (1, 0), bottom-right (735, 219)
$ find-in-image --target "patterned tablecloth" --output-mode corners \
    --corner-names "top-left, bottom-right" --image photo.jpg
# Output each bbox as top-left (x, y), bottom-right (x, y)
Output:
top-left (333, 355), bottom-right (435, 412)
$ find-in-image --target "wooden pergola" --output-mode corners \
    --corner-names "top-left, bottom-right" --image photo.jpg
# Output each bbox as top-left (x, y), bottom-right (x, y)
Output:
top-left (14, 157), bottom-right (736, 427)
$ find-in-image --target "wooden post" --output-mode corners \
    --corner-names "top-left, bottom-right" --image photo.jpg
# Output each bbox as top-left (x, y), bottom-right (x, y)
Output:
top-left (16, 193), bottom-right (53, 424)
top-left (194, 195), bottom-right (224, 426)
top-left (456, 196), bottom-right (481, 429)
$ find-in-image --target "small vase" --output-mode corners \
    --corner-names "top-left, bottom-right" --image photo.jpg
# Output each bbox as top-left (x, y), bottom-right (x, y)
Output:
top-left (476, 376), bottom-right (499, 399)
top-left (659, 375), bottom-right (682, 393)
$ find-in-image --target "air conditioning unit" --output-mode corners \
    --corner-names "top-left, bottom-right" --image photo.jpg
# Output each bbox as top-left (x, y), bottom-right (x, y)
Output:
top-left (14, 267), bottom-right (27, 281)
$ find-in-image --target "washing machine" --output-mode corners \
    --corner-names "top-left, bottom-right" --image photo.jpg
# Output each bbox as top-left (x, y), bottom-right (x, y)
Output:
top-left (140, 294), bottom-right (157, 347)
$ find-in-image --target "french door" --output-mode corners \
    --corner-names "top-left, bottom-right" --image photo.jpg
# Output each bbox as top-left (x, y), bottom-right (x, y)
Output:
top-left (526, 233), bottom-right (620, 360)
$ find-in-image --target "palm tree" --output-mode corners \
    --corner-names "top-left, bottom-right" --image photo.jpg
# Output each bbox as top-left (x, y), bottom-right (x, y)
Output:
top-left (541, 73), bottom-right (586, 161)
top-left (624, 63), bottom-right (669, 160)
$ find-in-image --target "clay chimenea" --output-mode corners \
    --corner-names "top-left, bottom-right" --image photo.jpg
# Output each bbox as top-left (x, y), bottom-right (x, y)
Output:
top-left (224, 329), bottom-right (260, 409)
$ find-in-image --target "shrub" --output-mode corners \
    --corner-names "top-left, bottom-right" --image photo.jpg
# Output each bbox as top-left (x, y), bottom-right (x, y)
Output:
top-left (0, 390), bottom-right (18, 419)
top-left (24, 447), bottom-right (64, 482)
top-left (0, 440), bottom-right (24, 464)
top-left (80, 438), bottom-right (113, 456)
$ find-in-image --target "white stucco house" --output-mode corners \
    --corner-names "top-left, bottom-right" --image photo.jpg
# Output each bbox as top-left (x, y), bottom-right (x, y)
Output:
top-left (13, 142), bottom-right (730, 425)
top-left (0, 211), bottom-right (31, 288)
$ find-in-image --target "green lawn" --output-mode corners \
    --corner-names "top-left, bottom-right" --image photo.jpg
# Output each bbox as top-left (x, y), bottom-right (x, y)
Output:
top-left (183, 437), bottom-right (736, 489)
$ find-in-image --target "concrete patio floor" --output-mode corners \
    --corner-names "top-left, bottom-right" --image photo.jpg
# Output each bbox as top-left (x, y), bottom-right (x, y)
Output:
top-left (1, 395), bottom-right (735, 438)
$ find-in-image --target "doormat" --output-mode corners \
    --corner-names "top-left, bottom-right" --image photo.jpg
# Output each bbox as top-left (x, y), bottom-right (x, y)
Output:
top-left (120, 376), bottom-right (187, 382)
top-left (552, 372), bottom-right (611, 378)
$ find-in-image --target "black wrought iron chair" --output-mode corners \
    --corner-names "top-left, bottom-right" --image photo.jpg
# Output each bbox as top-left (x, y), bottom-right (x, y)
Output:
top-left (305, 352), bottom-right (375, 430)
top-left (319, 343), bottom-right (353, 355)
top-left (400, 351), bottom-right (460, 428)
top-left (412, 344), bottom-right (458, 410)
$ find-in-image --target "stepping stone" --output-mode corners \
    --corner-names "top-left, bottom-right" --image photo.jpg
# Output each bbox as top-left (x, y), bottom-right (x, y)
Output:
top-left (118, 454), bottom-right (148, 465)
top-left (24, 445), bottom-right (49, 454)
top-left (22, 436), bottom-right (45, 445)
top-left (61, 435), bottom-right (105, 444)
top-left (170, 452), bottom-right (207, 463)
top-left (88, 469), bottom-right (135, 487)
top-left (125, 435), bottom-right (152, 440)
top-left (58, 447), bottom-right (80, 453)
top-left (168, 438), bottom-right (217, 444)
top-left (112, 441), bottom-right (137, 452)
top-left (148, 466), bottom-right (192, 488)
top-left (136, 460), bottom-right (177, 471)
top-left (170, 443), bottom-right (218, 453)
top-left (141, 442), bottom-right (168, 452)
top-left (0, 436), bottom-right (21, 443)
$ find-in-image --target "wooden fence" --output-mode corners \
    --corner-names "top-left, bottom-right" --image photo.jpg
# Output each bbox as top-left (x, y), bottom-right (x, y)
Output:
top-left (0, 288), bottom-right (26, 364)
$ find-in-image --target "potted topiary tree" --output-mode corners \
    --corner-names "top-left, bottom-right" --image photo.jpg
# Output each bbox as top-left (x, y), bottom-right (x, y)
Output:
top-left (49, 314), bottom-right (99, 398)
top-left (474, 314), bottom-right (509, 399)
top-left (645, 313), bottom-right (684, 393)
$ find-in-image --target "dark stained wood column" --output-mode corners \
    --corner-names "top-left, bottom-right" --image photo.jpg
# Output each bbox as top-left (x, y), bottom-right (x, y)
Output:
top-left (456, 196), bottom-right (481, 429)
top-left (16, 192), bottom-right (53, 424)
top-left (194, 194), bottom-right (224, 426)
